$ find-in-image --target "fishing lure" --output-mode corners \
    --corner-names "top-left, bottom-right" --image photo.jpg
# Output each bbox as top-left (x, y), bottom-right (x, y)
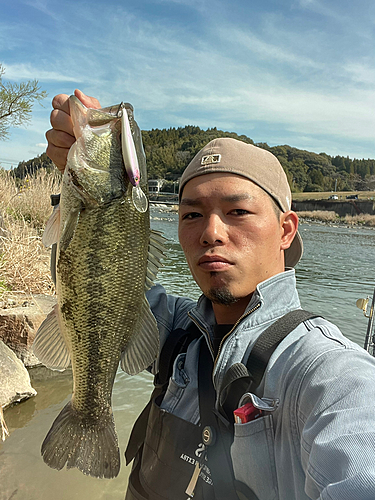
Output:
top-left (120, 104), bottom-right (148, 213)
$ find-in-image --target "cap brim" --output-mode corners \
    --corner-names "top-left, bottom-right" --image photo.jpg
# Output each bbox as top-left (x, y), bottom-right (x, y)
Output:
top-left (285, 230), bottom-right (303, 268)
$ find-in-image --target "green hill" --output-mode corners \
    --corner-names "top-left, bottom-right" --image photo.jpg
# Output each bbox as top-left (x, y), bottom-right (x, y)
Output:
top-left (9, 126), bottom-right (375, 193)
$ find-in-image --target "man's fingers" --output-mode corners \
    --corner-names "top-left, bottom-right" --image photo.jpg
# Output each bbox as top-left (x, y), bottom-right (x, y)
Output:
top-left (46, 142), bottom-right (69, 174)
top-left (46, 90), bottom-right (101, 171)
top-left (52, 90), bottom-right (101, 113)
top-left (50, 108), bottom-right (74, 137)
top-left (51, 94), bottom-right (70, 113)
top-left (46, 128), bottom-right (75, 149)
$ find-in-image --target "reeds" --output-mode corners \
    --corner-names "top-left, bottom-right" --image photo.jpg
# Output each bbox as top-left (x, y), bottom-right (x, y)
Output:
top-left (297, 210), bottom-right (339, 222)
top-left (297, 210), bottom-right (375, 227)
top-left (344, 214), bottom-right (375, 227)
top-left (0, 169), bottom-right (61, 301)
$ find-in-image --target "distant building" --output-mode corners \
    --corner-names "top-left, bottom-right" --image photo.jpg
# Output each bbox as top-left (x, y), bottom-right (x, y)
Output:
top-left (148, 179), bottom-right (164, 193)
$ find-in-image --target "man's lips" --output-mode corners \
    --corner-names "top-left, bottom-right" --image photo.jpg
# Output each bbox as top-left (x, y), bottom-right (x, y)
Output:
top-left (198, 255), bottom-right (232, 271)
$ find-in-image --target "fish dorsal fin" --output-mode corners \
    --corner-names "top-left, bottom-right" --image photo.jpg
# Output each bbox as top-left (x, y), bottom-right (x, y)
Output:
top-left (120, 295), bottom-right (160, 375)
top-left (42, 205), bottom-right (61, 247)
top-left (145, 229), bottom-right (166, 291)
top-left (32, 304), bottom-right (71, 371)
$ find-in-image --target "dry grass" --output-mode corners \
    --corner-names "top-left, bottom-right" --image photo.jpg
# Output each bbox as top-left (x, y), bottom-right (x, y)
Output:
top-left (344, 214), bottom-right (375, 227)
top-left (297, 210), bottom-right (339, 222)
top-left (0, 169), bottom-right (61, 230)
top-left (0, 169), bottom-right (61, 301)
top-left (297, 210), bottom-right (375, 227)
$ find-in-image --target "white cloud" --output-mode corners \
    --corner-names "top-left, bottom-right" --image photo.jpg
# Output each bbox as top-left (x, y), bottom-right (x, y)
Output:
top-left (4, 63), bottom-right (81, 83)
top-left (217, 27), bottom-right (321, 70)
top-left (297, 0), bottom-right (343, 20)
top-left (22, 0), bottom-right (63, 23)
top-left (344, 62), bottom-right (375, 87)
top-left (98, 19), bottom-right (374, 148)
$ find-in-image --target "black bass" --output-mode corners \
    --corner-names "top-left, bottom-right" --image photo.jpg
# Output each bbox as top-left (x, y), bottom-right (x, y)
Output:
top-left (33, 96), bottom-right (164, 479)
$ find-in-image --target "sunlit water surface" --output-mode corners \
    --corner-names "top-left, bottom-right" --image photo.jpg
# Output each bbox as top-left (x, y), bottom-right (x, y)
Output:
top-left (1, 208), bottom-right (374, 500)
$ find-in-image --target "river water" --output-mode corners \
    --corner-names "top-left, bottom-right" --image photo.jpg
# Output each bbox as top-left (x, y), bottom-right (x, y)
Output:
top-left (1, 208), bottom-right (374, 500)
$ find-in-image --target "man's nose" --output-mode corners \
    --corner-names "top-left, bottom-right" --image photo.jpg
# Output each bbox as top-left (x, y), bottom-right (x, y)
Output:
top-left (200, 214), bottom-right (227, 245)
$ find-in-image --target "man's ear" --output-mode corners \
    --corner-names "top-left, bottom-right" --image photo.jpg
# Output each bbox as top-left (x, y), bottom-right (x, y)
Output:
top-left (280, 211), bottom-right (299, 250)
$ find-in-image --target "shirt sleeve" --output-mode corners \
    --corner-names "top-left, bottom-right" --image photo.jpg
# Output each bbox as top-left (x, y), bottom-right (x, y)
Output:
top-left (296, 345), bottom-right (375, 500)
top-left (146, 284), bottom-right (196, 373)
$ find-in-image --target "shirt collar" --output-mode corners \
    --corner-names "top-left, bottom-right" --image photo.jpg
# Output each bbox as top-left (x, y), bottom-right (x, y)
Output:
top-left (189, 269), bottom-right (300, 332)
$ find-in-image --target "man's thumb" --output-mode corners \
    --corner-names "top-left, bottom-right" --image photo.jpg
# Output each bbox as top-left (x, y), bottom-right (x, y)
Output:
top-left (74, 89), bottom-right (101, 109)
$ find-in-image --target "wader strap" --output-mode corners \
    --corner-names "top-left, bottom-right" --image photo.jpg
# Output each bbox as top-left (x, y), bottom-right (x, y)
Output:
top-left (125, 325), bottom-right (201, 465)
top-left (199, 309), bottom-right (317, 500)
top-left (246, 309), bottom-right (316, 388)
top-left (219, 310), bottom-right (317, 419)
top-left (198, 341), bottom-right (241, 500)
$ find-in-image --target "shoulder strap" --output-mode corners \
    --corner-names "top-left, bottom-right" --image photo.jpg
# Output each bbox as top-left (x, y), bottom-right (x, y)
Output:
top-left (125, 324), bottom-right (201, 465)
top-left (247, 309), bottom-right (316, 388)
top-left (218, 309), bottom-right (317, 418)
top-left (198, 340), bottom-right (241, 500)
top-left (199, 309), bottom-right (317, 500)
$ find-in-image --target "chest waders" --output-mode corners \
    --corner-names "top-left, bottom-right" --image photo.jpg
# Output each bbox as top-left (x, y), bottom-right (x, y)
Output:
top-left (125, 310), bottom-right (316, 500)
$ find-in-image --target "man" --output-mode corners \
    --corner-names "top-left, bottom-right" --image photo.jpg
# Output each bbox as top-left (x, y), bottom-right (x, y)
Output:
top-left (46, 91), bottom-right (375, 500)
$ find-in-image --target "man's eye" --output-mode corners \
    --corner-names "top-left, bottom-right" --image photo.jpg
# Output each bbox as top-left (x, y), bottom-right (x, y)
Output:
top-left (230, 209), bottom-right (249, 215)
top-left (181, 212), bottom-right (202, 220)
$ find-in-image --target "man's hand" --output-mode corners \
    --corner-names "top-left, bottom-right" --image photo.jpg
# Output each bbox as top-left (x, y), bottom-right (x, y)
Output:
top-left (45, 89), bottom-right (101, 173)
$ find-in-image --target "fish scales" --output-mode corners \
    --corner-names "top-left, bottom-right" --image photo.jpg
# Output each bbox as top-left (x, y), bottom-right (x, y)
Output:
top-left (58, 198), bottom-right (148, 413)
top-left (33, 97), bottom-right (163, 479)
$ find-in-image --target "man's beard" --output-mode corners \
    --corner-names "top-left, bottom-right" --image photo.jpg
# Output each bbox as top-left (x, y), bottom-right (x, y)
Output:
top-left (206, 286), bottom-right (239, 306)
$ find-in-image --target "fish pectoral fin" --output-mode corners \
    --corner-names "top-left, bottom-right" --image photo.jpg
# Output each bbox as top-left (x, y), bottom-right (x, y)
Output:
top-left (42, 204), bottom-right (61, 247)
top-left (145, 229), bottom-right (167, 290)
top-left (32, 304), bottom-right (71, 371)
top-left (60, 210), bottom-right (80, 252)
top-left (120, 296), bottom-right (160, 375)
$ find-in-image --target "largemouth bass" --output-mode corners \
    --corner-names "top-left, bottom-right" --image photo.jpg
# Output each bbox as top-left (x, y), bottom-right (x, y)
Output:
top-left (33, 96), bottom-right (164, 479)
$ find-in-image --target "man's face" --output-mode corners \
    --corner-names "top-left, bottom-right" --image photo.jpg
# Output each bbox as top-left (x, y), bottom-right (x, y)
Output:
top-left (178, 173), bottom-right (294, 321)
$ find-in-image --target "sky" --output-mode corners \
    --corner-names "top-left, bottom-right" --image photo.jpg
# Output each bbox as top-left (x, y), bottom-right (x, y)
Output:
top-left (0, 0), bottom-right (374, 168)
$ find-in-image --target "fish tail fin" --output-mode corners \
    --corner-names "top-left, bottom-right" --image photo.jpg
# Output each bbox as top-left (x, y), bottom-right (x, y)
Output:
top-left (41, 401), bottom-right (120, 479)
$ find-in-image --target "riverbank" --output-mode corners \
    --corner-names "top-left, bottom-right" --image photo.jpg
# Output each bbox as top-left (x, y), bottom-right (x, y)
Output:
top-left (297, 210), bottom-right (375, 227)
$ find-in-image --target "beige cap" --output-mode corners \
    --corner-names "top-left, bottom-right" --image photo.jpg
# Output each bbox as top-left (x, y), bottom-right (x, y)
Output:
top-left (179, 138), bottom-right (303, 267)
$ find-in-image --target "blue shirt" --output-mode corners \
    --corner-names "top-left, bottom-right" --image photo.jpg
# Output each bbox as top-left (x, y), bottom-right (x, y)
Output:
top-left (146, 270), bottom-right (375, 500)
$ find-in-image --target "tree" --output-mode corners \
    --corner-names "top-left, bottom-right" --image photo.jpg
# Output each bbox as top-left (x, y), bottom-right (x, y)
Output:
top-left (0, 63), bottom-right (47, 140)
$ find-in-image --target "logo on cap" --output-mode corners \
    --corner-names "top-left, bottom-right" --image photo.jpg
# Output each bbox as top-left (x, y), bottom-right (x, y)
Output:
top-left (201, 154), bottom-right (221, 165)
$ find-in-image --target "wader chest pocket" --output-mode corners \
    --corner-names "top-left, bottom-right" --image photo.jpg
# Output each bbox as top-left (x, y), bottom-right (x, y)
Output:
top-left (231, 414), bottom-right (279, 500)
top-left (161, 353), bottom-right (190, 413)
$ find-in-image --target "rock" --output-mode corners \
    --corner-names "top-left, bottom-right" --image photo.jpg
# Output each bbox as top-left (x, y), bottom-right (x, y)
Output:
top-left (0, 294), bottom-right (57, 367)
top-left (0, 340), bottom-right (37, 409)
